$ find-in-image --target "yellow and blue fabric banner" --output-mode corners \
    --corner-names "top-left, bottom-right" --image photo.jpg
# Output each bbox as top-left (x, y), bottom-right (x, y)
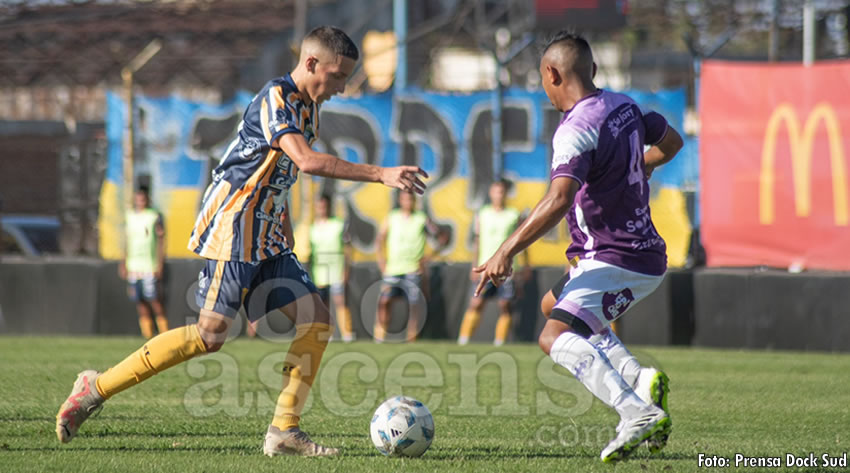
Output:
top-left (100, 87), bottom-right (693, 267)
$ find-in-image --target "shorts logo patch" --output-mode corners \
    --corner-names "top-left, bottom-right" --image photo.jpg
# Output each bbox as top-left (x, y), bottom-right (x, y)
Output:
top-left (602, 288), bottom-right (634, 321)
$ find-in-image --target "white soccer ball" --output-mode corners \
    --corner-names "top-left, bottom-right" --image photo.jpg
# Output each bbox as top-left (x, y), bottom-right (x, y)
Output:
top-left (370, 396), bottom-right (435, 457)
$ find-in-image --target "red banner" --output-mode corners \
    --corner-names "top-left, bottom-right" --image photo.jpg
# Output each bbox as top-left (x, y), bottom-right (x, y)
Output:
top-left (700, 60), bottom-right (850, 270)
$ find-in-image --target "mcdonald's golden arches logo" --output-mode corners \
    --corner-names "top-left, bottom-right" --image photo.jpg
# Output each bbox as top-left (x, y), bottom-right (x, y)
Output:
top-left (759, 102), bottom-right (848, 226)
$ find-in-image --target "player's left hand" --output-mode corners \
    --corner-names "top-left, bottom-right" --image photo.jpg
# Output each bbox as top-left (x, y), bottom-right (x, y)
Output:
top-left (380, 166), bottom-right (428, 195)
top-left (472, 250), bottom-right (513, 297)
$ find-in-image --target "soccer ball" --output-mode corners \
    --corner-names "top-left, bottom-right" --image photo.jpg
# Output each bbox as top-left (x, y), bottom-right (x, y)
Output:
top-left (370, 396), bottom-right (435, 457)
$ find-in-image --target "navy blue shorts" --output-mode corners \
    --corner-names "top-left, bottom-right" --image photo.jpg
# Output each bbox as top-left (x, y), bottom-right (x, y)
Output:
top-left (380, 273), bottom-right (422, 303)
top-left (128, 276), bottom-right (160, 302)
top-left (195, 252), bottom-right (318, 321)
top-left (316, 282), bottom-right (344, 305)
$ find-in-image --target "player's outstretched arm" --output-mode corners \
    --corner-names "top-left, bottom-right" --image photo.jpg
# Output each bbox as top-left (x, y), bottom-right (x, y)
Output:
top-left (473, 177), bottom-right (580, 296)
top-left (278, 133), bottom-right (428, 194)
top-left (644, 125), bottom-right (684, 176)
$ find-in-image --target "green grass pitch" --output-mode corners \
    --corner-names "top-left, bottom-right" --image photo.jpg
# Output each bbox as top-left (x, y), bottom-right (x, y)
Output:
top-left (1, 336), bottom-right (848, 472)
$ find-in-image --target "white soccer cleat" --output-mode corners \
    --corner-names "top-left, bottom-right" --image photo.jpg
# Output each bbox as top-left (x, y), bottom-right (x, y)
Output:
top-left (263, 425), bottom-right (339, 457)
top-left (634, 367), bottom-right (671, 453)
top-left (600, 407), bottom-right (670, 463)
top-left (55, 370), bottom-right (104, 443)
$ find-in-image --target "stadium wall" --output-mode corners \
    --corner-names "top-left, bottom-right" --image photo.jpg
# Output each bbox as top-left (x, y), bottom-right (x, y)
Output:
top-left (692, 268), bottom-right (850, 352)
top-left (4, 259), bottom-right (848, 352)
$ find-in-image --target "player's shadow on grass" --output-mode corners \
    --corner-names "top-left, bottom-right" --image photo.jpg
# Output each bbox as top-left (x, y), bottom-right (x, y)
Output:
top-left (0, 415), bottom-right (153, 422)
top-left (324, 432), bottom-right (379, 439)
top-left (7, 446), bottom-right (258, 454)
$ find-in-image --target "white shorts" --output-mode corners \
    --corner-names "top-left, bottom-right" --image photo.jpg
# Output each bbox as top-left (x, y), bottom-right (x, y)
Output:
top-left (552, 259), bottom-right (663, 335)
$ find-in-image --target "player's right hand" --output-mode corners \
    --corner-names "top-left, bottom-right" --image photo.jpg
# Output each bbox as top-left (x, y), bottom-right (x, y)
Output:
top-left (473, 249), bottom-right (513, 297)
top-left (380, 166), bottom-right (428, 194)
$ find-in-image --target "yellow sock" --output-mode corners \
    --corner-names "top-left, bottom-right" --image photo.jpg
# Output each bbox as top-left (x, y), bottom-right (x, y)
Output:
top-left (272, 323), bottom-right (332, 431)
top-left (337, 306), bottom-right (354, 338)
top-left (96, 324), bottom-right (207, 399)
top-left (155, 316), bottom-right (169, 334)
top-left (406, 323), bottom-right (418, 342)
top-left (458, 309), bottom-right (481, 342)
top-left (494, 311), bottom-right (512, 345)
top-left (139, 317), bottom-right (155, 339)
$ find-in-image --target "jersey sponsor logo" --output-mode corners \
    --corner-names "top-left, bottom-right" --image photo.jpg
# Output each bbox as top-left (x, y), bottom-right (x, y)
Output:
top-left (631, 236), bottom-right (664, 251)
top-left (255, 210), bottom-right (281, 226)
top-left (602, 288), bottom-right (634, 321)
top-left (759, 103), bottom-right (848, 226)
top-left (606, 105), bottom-right (637, 138)
top-left (625, 205), bottom-right (655, 235)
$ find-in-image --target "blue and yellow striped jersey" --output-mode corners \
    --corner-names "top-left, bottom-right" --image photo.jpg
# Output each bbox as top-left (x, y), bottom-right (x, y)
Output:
top-left (188, 74), bottom-right (319, 262)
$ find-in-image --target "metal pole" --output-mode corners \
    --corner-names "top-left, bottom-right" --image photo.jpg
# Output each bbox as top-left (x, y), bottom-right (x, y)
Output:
top-left (768, 0), bottom-right (779, 62)
top-left (294, 0), bottom-right (308, 45)
top-left (491, 58), bottom-right (503, 179)
top-left (121, 68), bottom-right (134, 214)
top-left (393, 0), bottom-right (407, 92)
top-left (803, 0), bottom-right (815, 66)
top-left (120, 39), bottom-right (162, 213)
top-left (489, 32), bottom-right (534, 181)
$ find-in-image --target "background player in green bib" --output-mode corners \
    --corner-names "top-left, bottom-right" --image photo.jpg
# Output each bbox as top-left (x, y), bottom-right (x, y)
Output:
top-left (375, 190), bottom-right (444, 342)
top-left (458, 179), bottom-right (526, 345)
top-left (119, 186), bottom-right (169, 339)
top-left (308, 194), bottom-right (354, 342)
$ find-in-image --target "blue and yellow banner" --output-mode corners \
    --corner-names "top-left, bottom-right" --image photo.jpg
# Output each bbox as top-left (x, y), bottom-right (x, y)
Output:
top-left (100, 87), bottom-right (693, 267)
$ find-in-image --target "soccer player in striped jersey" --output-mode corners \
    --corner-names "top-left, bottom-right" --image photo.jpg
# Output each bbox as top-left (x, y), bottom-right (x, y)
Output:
top-left (56, 26), bottom-right (428, 457)
top-left (474, 32), bottom-right (683, 463)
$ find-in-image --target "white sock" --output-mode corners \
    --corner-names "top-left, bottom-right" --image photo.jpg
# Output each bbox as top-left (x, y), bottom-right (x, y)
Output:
top-left (550, 332), bottom-right (649, 420)
top-left (589, 329), bottom-right (642, 387)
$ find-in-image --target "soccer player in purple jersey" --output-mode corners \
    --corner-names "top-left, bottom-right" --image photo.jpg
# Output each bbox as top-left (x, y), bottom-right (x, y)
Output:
top-left (56, 26), bottom-right (428, 457)
top-left (474, 31), bottom-right (683, 463)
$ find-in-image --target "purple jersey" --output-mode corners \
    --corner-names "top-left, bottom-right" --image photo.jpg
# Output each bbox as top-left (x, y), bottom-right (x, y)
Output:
top-left (550, 90), bottom-right (669, 276)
